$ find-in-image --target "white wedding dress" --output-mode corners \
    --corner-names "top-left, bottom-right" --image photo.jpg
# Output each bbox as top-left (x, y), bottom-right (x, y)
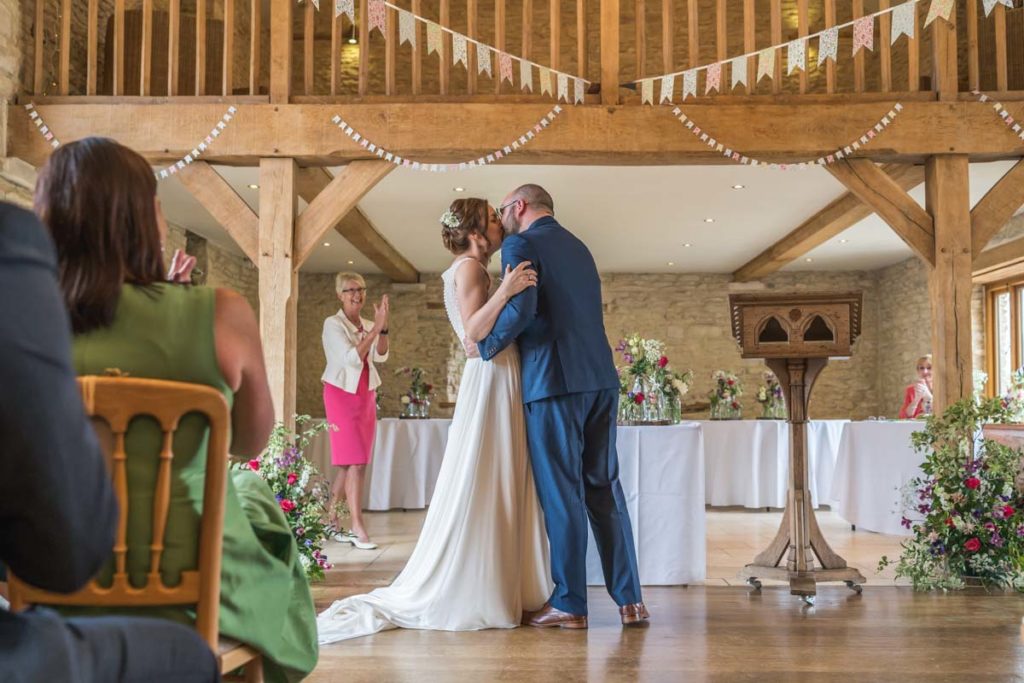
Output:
top-left (317, 257), bottom-right (553, 644)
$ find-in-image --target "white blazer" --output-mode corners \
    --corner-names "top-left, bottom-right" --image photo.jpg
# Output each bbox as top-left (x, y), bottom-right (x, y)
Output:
top-left (321, 311), bottom-right (388, 393)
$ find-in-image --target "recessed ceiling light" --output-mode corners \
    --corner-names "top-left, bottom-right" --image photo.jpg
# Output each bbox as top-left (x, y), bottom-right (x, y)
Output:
top-left (323, 242), bottom-right (331, 247)
top-left (667, 261), bottom-right (675, 266)
top-left (453, 187), bottom-right (465, 192)
top-left (347, 260), bottom-right (354, 265)
top-left (248, 184), bottom-right (258, 189)
top-left (839, 238), bottom-right (848, 244)
top-left (732, 184), bottom-right (745, 189)
top-left (704, 218), bottom-right (714, 223)
top-left (805, 257), bottom-right (813, 263)
top-left (347, 36), bottom-right (357, 44)
top-left (683, 243), bottom-right (692, 248)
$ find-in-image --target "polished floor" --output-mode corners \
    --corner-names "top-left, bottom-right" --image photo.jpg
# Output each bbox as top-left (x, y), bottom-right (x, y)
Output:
top-left (309, 509), bottom-right (1024, 682)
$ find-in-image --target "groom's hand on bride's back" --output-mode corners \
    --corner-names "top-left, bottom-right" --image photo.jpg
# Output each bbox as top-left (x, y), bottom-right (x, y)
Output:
top-left (463, 338), bottom-right (481, 358)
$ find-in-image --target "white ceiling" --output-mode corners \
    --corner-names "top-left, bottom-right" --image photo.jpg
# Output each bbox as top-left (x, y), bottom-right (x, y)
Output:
top-left (157, 160), bottom-right (1019, 276)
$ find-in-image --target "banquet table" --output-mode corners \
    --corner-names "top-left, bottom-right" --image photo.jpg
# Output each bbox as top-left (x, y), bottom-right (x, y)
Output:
top-left (699, 419), bottom-right (848, 509)
top-left (830, 420), bottom-right (926, 536)
top-left (308, 418), bottom-right (451, 511)
top-left (586, 422), bottom-right (706, 586)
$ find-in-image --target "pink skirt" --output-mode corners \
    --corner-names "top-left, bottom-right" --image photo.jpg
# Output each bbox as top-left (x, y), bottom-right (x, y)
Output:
top-left (323, 364), bottom-right (377, 466)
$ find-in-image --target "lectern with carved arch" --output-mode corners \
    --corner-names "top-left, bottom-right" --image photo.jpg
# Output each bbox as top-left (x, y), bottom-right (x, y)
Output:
top-left (729, 292), bottom-right (866, 604)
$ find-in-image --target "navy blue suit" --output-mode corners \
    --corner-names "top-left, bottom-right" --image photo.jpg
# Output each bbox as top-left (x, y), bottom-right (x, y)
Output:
top-left (479, 216), bottom-right (642, 615)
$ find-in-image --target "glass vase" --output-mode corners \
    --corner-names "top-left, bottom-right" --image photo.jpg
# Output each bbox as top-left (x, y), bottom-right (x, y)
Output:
top-left (417, 397), bottom-right (431, 418)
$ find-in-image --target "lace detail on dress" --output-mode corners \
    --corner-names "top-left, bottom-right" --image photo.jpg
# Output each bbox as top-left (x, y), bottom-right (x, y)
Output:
top-left (441, 257), bottom-right (485, 342)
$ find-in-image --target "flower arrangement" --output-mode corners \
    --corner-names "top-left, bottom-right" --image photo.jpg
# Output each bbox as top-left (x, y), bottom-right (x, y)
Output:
top-left (614, 333), bottom-right (692, 423)
top-left (879, 397), bottom-right (1024, 591)
top-left (709, 370), bottom-right (743, 419)
top-left (756, 371), bottom-right (786, 419)
top-left (235, 415), bottom-right (335, 581)
top-left (1000, 368), bottom-right (1024, 421)
top-left (395, 366), bottom-right (434, 417)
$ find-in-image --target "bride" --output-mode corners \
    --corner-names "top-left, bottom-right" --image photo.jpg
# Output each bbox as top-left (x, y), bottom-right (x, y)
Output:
top-left (317, 198), bottom-right (552, 643)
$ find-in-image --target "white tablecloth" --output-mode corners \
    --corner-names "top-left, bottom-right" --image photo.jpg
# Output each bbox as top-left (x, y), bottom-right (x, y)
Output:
top-left (700, 420), bottom-right (848, 509)
top-left (830, 421), bottom-right (925, 536)
top-left (586, 423), bottom-right (706, 586)
top-left (308, 418), bottom-right (451, 511)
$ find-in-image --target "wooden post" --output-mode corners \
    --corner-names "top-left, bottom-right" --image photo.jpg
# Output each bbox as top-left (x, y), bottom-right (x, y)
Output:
top-left (927, 155), bottom-right (973, 413)
top-left (931, 4), bottom-right (957, 101)
top-left (600, 0), bottom-right (619, 104)
top-left (270, 0), bottom-right (294, 103)
top-left (258, 159), bottom-right (298, 426)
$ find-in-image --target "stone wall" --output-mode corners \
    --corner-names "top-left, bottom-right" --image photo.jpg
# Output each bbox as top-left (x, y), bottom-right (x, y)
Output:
top-left (875, 257), bottom-right (932, 418)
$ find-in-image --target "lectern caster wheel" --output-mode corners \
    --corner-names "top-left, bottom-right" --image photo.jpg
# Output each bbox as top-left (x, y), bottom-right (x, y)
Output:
top-left (845, 581), bottom-right (863, 594)
top-left (800, 595), bottom-right (816, 606)
top-left (747, 578), bottom-right (762, 591)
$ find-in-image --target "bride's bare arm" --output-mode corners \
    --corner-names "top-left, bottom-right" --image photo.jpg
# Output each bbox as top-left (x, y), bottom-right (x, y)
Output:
top-left (455, 260), bottom-right (536, 343)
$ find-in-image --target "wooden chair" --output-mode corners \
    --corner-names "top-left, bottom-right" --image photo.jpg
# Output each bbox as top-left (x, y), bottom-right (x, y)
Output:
top-left (8, 376), bottom-right (263, 682)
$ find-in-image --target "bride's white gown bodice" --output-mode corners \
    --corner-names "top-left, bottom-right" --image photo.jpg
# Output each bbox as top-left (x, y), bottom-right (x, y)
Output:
top-left (317, 257), bottom-right (552, 644)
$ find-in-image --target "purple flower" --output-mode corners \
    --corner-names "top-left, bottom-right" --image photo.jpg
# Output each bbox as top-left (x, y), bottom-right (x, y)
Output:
top-left (901, 516), bottom-right (912, 529)
top-left (295, 527), bottom-right (305, 537)
top-left (624, 354), bottom-right (634, 364)
top-left (1016, 525), bottom-right (1024, 538)
top-left (917, 504), bottom-right (931, 515)
top-left (304, 539), bottom-right (313, 547)
top-left (991, 533), bottom-right (1005, 548)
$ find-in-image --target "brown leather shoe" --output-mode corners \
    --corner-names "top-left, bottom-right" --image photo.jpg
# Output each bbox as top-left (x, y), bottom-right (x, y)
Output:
top-left (619, 602), bottom-right (650, 626)
top-left (522, 602), bottom-right (588, 629)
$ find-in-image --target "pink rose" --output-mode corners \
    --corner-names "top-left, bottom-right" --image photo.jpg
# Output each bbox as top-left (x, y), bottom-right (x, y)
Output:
top-left (287, 472), bottom-right (298, 486)
top-left (965, 477), bottom-right (981, 490)
top-left (658, 356), bottom-right (669, 369)
top-left (964, 537), bottom-right (981, 553)
top-left (280, 499), bottom-right (296, 513)
top-left (248, 458), bottom-right (260, 471)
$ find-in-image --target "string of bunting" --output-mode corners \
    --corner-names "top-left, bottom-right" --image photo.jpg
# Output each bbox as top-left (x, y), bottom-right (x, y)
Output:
top-left (24, 103), bottom-right (238, 180)
top-left (635, 0), bottom-right (958, 104)
top-left (330, 106), bottom-right (562, 171)
top-left (972, 91), bottom-right (1024, 142)
top-left (669, 103), bottom-right (903, 170)
top-left (307, 0), bottom-right (588, 103)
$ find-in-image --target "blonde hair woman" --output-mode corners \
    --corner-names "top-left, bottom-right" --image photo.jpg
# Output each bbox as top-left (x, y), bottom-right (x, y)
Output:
top-left (899, 354), bottom-right (933, 419)
top-left (322, 271), bottom-right (389, 549)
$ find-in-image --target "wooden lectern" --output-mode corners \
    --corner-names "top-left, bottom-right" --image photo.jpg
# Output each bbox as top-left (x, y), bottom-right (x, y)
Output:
top-left (729, 292), bottom-right (866, 604)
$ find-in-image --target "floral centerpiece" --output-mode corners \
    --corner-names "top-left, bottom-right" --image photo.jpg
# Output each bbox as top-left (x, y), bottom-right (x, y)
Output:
top-left (879, 397), bottom-right (1024, 591)
top-left (615, 333), bottom-right (692, 424)
top-left (236, 415), bottom-right (334, 581)
top-left (395, 366), bottom-right (433, 418)
top-left (708, 370), bottom-right (743, 420)
top-left (756, 371), bottom-right (786, 419)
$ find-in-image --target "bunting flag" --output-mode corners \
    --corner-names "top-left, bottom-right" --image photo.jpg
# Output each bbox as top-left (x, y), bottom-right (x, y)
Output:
top-left (574, 78), bottom-right (585, 103)
top-left (818, 27), bottom-right (839, 64)
top-left (499, 53), bottom-right (514, 83)
top-left (557, 73), bottom-right (569, 102)
top-left (641, 79), bottom-right (654, 104)
top-left (891, 1), bottom-right (916, 43)
top-left (520, 60), bottom-right (533, 91)
top-left (730, 57), bottom-right (747, 89)
top-left (334, 0), bottom-right (354, 21)
top-left (925, 0), bottom-right (954, 26)
top-left (477, 43), bottom-right (492, 76)
top-left (368, 0), bottom-right (386, 35)
top-left (453, 34), bottom-right (468, 67)
top-left (539, 67), bottom-right (553, 95)
top-left (853, 16), bottom-right (874, 54)
top-left (682, 70), bottom-right (697, 99)
top-left (660, 75), bottom-right (675, 103)
top-left (330, 107), bottom-right (564, 172)
top-left (787, 38), bottom-right (806, 75)
top-left (398, 10), bottom-right (416, 47)
top-left (670, 102), bottom-right (904, 171)
top-left (705, 62), bottom-right (721, 94)
top-left (757, 47), bottom-right (775, 82)
top-left (973, 91), bottom-right (1024, 141)
top-left (426, 22), bottom-right (442, 54)
top-left (310, 0), bottom-right (319, 9)
top-left (982, 0), bottom-right (1014, 16)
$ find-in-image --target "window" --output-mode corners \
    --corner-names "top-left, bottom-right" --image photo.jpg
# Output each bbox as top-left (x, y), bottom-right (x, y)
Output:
top-left (985, 279), bottom-right (1024, 396)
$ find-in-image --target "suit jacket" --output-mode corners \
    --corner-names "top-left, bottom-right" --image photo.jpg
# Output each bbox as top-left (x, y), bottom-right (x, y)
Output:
top-left (479, 216), bottom-right (618, 404)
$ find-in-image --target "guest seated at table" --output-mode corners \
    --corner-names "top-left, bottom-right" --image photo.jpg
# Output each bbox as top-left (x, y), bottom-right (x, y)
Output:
top-left (322, 271), bottom-right (389, 550)
top-left (0, 201), bottom-right (219, 683)
top-left (34, 137), bottom-right (318, 683)
top-left (899, 354), bottom-right (933, 419)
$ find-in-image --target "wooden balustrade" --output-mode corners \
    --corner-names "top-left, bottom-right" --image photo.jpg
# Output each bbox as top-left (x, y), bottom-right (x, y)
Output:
top-left (21, 0), bottom-right (1024, 101)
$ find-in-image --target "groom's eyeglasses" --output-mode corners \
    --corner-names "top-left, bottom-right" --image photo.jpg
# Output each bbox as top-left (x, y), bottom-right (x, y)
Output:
top-left (496, 199), bottom-right (523, 218)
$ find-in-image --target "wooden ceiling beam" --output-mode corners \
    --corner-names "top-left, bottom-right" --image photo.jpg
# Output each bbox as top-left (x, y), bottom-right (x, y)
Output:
top-left (176, 161), bottom-right (259, 263)
top-left (825, 158), bottom-right (935, 266)
top-left (733, 163), bottom-right (925, 281)
top-left (973, 234), bottom-right (1024, 284)
top-left (10, 101), bottom-right (1024, 167)
top-left (971, 158), bottom-right (1024, 256)
top-left (335, 208), bottom-right (419, 283)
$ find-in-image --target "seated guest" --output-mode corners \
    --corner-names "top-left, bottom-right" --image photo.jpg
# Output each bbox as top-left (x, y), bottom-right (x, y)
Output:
top-left (0, 201), bottom-right (219, 682)
top-left (34, 138), bottom-right (318, 683)
top-left (899, 354), bottom-right (933, 419)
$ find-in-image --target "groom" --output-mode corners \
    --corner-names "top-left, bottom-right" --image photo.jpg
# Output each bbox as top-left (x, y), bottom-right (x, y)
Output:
top-left (474, 184), bottom-right (647, 629)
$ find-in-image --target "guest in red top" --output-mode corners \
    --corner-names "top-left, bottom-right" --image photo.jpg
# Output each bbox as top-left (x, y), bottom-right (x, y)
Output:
top-left (899, 354), bottom-right (933, 419)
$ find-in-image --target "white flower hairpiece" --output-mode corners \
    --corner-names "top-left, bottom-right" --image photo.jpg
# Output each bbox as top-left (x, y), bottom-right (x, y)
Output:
top-left (440, 208), bottom-right (460, 229)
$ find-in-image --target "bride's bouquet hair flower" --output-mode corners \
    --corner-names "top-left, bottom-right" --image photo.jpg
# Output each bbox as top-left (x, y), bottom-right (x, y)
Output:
top-left (440, 208), bottom-right (461, 229)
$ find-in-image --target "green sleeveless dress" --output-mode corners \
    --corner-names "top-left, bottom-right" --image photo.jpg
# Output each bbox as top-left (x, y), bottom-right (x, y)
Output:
top-left (70, 283), bottom-right (318, 683)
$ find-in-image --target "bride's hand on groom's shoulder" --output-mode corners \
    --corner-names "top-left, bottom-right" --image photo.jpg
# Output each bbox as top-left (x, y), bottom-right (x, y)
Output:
top-left (497, 261), bottom-right (537, 301)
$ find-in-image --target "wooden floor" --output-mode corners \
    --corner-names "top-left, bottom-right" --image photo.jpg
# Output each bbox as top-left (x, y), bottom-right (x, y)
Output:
top-left (309, 509), bottom-right (1024, 682)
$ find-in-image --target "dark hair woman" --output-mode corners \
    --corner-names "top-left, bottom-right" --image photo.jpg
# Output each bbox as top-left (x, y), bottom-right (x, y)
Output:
top-left (34, 137), bottom-right (317, 683)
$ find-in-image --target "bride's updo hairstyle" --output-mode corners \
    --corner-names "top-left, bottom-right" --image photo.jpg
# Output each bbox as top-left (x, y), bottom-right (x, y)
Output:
top-left (440, 198), bottom-right (488, 255)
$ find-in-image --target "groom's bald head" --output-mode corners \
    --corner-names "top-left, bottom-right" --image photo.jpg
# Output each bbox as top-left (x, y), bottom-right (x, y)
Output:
top-left (500, 184), bottom-right (554, 235)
